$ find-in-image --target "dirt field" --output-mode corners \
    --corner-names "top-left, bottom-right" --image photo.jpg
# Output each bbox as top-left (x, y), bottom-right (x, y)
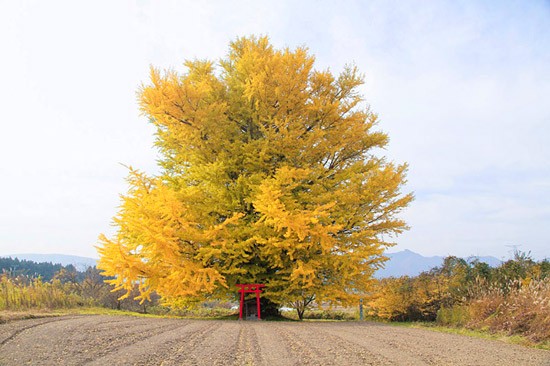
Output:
top-left (0, 315), bottom-right (548, 365)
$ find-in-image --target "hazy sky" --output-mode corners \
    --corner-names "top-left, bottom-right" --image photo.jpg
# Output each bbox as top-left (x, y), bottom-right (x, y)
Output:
top-left (1, 0), bottom-right (548, 260)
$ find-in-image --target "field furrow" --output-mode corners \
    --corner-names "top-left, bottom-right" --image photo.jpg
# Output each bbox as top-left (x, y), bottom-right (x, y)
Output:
top-left (0, 315), bottom-right (548, 366)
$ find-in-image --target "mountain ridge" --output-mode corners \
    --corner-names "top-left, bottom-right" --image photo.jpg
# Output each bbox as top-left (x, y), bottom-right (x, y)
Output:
top-left (376, 249), bottom-right (502, 278)
top-left (2, 253), bottom-right (97, 271)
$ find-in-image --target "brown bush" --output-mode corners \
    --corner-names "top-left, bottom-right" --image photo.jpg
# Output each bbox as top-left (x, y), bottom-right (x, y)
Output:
top-left (467, 278), bottom-right (550, 342)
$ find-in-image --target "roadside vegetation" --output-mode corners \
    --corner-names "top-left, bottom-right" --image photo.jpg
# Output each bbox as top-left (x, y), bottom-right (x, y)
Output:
top-left (2, 252), bottom-right (549, 348)
top-left (0, 258), bottom-right (236, 320)
top-left (367, 252), bottom-right (549, 347)
top-left (0, 260), bottom-right (157, 314)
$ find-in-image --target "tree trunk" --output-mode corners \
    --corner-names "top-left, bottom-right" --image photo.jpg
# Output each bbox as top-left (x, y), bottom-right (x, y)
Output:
top-left (294, 295), bottom-right (315, 320)
top-left (260, 297), bottom-right (280, 318)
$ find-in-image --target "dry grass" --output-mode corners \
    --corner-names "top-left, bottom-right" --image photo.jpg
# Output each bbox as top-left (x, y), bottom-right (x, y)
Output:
top-left (442, 277), bottom-right (550, 344)
top-left (0, 309), bottom-right (62, 323)
top-left (0, 275), bottom-right (90, 311)
top-left (476, 278), bottom-right (549, 342)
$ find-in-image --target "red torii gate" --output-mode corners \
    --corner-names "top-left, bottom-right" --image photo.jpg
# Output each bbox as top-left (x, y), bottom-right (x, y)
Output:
top-left (236, 284), bottom-right (265, 320)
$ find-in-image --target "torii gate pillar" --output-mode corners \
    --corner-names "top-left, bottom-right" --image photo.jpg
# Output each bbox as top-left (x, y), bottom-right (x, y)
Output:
top-left (236, 284), bottom-right (265, 320)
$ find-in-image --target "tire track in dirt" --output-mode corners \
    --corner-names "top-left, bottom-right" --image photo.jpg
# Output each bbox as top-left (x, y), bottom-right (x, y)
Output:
top-left (0, 316), bottom-right (190, 366)
top-left (153, 320), bottom-right (223, 366)
top-left (313, 322), bottom-right (549, 366)
top-left (0, 315), bottom-right (82, 346)
top-left (232, 322), bottom-right (263, 366)
top-left (313, 323), bottom-right (436, 366)
top-left (263, 323), bottom-right (357, 365)
top-left (83, 320), bottom-right (216, 366)
top-left (410, 327), bottom-right (548, 366)
top-left (272, 322), bottom-right (387, 365)
top-left (269, 322), bottom-right (321, 364)
top-left (357, 324), bottom-right (461, 365)
top-left (302, 323), bottom-right (406, 366)
top-left (1, 316), bottom-right (548, 366)
top-left (248, 322), bottom-right (295, 366)
top-left (371, 324), bottom-right (471, 364)
top-left (83, 320), bottom-right (194, 365)
top-left (62, 317), bottom-right (188, 360)
top-left (92, 321), bottom-right (260, 366)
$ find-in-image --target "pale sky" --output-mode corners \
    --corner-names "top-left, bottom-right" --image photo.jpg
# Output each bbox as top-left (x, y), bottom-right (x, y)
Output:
top-left (0, 0), bottom-right (548, 260)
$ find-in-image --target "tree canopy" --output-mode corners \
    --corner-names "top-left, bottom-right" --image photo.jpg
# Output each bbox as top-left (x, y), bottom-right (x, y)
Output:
top-left (97, 36), bottom-right (413, 314)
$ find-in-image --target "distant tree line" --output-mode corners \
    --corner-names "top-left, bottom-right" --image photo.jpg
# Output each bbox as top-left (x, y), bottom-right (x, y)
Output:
top-left (0, 257), bottom-right (78, 282)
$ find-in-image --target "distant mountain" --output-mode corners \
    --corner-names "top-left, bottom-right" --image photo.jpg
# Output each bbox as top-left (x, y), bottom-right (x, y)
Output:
top-left (4, 254), bottom-right (98, 271)
top-left (376, 249), bottom-right (501, 278)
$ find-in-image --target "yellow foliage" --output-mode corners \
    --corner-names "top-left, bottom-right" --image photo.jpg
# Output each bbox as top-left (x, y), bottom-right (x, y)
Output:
top-left (98, 36), bottom-right (412, 308)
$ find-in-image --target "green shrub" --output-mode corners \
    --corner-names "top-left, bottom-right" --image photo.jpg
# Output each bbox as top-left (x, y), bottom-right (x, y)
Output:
top-left (436, 305), bottom-right (470, 327)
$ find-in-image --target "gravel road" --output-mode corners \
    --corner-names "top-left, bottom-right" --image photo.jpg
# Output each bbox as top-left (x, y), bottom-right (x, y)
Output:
top-left (0, 315), bottom-right (548, 365)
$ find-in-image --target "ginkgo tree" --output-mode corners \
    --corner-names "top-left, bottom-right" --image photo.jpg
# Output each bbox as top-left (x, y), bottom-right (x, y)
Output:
top-left (97, 36), bottom-right (413, 319)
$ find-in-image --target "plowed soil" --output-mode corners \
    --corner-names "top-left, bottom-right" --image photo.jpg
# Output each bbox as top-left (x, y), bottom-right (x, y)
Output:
top-left (0, 315), bottom-right (548, 365)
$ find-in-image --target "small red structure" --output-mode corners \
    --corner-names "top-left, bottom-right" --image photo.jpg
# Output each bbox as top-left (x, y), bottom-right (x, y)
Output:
top-left (236, 284), bottom-right (265, 320)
